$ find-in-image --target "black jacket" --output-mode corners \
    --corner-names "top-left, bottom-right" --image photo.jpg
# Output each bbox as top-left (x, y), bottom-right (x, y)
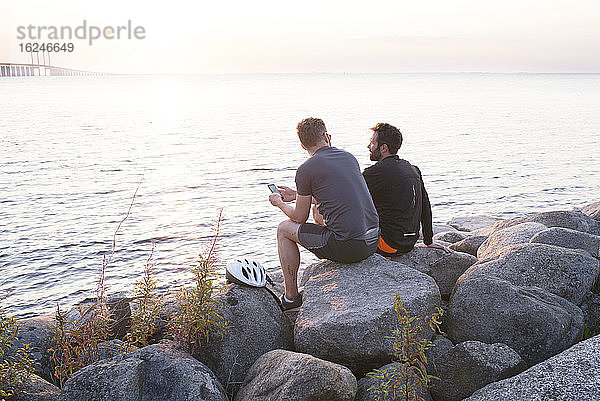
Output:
top-left (363, 155), bottom-right (433, 249)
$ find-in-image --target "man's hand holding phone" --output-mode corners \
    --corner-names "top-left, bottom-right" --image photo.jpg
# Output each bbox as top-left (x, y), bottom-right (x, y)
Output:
top-left (277, 185), bottom-right (297, 202)
top-left (268, 184), bottom-right (283, 207)
top-left (268, 184), bottom-right (297, 208)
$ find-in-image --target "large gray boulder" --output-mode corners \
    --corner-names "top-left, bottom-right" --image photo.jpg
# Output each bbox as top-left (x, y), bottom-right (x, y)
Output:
top-left (58, 341), bottom-right (227, 401)
top-left (447, 275), bottom-right (583, 366)
top-left (391, 247), bottom-right (477, 299)
top-left (449, 235), bottom-right (487, 257)
top-left (579, 200), bottom-right (600, 222)
top-left (464, 243), bottom-right (599, 306)
top-left (477, 222), bottom-right (547, 260)
top-left (447, 216), bottom-right (502, 232)
top-left (429, 341), bottom-right (525, 401)
top-left (433, 230), bottom-right (471, 244)
top-left (489, 210), bottom-right (599, 235)
top-left (530, 227), bottom-right (600, 259)
top-left (12, 314), bottom-right (58, 383)
top-left (6, 374), bottom-right (60, 401)
top-left (432, 224), bottom-right (459, 236)
top-left (426, 335), bottom-right (454, 366)
top-left (464, 334), bottom-right (600, 401)
top-left (296, 254), bottom-right (441, 376)
top-left (356, 362), bottom-right (433, 401)
top-left (193, 285), bottom-right (294, 397)
top-left (425, 335), bottom-right (454, 379)
top-left (264, 268), bottom-right (287, 299)
top-left (473, 226), bottom-right (499, 237)
top-left (97, 339), bottom-right (138, 360)
top-left (234, 349), bottom-right (356, 401)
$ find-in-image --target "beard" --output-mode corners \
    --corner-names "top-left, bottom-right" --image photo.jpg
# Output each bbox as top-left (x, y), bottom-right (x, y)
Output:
top-left (369, 146), bottom-right (382, 161)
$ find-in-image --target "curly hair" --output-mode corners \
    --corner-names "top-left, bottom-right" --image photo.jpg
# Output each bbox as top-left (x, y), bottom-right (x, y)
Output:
top-left (371, 123), bottom-right (402, 154)
top-left (297, 118), bottom-right (327, 148)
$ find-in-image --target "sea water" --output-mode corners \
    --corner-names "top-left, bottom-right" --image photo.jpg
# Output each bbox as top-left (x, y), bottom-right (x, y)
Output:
top-left (1, 73), bottom-right (599, 318)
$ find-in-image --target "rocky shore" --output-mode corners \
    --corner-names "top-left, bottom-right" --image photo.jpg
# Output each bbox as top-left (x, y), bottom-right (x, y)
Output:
top-left (5, 201), bottom-right (600, 401)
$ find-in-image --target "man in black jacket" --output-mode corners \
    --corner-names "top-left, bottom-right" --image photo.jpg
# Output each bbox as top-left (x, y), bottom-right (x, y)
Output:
top-left (363, 123), bottom-right (451, 255)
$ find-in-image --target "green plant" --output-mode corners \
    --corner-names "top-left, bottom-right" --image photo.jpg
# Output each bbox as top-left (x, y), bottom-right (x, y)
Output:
top-left (168, 210), bottom-right (228, 354)
top-left (126, 241), bottom-right (163, 347)
top-left (1, 296), bottom-right (34, 400)
top-left (50, 273), bottom-right (112, 386)
top-left (367, 293), bottom-right (443, 401)
top-left (49, 181), bottom-right (143, 386)
top-left (583, 324), bottom-right (598, 340)
top-left (586, 249), bottom-right (600, 340)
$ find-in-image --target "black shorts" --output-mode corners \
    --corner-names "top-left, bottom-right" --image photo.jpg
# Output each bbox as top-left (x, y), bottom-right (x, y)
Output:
top-left (298, 223), bottom-right (377, 264)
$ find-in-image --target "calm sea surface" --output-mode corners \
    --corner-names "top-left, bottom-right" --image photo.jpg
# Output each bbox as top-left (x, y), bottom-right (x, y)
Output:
top-left (1, 73), bottom-right (599, 318)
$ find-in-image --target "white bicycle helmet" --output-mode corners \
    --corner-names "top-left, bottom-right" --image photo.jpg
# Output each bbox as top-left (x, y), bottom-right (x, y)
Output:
top-left (226, 258), bottom-right (266, 288)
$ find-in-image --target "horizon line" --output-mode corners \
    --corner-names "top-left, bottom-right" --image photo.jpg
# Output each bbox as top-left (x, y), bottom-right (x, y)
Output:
top-left (2, 66), bottom-right (599, 76)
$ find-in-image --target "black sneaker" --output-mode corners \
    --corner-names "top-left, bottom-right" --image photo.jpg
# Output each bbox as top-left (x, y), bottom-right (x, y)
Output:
top-left (280, 292), bottom-right (303, 313)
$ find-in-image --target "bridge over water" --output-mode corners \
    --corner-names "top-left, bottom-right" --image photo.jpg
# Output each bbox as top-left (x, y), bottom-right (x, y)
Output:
top-left (1, 62), bottom-right (104, 77)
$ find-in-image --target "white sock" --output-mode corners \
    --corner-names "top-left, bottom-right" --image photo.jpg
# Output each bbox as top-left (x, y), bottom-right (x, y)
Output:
top-left (284, 295), bottom-right (293, 303)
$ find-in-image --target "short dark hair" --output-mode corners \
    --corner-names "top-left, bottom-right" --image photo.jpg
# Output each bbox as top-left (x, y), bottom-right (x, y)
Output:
top-left (371, 123), bottom-right (402, 154)
top-left (297, 118), bottom-right (326, 148)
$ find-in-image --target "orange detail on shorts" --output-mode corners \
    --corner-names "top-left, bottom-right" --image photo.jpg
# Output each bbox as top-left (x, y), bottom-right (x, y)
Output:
top-left (378, 236), bottom-right (397, 254)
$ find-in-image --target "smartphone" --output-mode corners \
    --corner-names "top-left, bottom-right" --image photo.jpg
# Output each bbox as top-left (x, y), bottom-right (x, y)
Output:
top-left (267, 184), bottom-right (280, 194)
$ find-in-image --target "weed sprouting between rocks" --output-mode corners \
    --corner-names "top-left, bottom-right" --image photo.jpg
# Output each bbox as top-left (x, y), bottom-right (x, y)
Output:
top-left (168, 209), bottom-right (228, 354)
top-left (50, 254), bottom-right (113, 386)
top-left (367, 293), bottom-right (443, 401)
top-left (126, 241), bottom-right (163, 348)
top-left (0, 294), bottom-right (34, 400)
top-left (9, 173), bottom-right (229, 389)
top-left (49, 206), bottom-right (229, 385)
top-left (49, 181), bottom-right (140, 386)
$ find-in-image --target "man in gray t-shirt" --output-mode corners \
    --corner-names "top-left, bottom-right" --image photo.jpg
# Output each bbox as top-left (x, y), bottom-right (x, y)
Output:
top-left (269, 118), bottom-right (378, 312)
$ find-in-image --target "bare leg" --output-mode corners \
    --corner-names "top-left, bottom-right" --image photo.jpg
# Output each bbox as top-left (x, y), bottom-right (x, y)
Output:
top-left (277, 220), bottom-right (302, 299)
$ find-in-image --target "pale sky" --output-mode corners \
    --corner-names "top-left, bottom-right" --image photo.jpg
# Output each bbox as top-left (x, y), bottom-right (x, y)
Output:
top-left (1, 0), bottom-right (599, 73)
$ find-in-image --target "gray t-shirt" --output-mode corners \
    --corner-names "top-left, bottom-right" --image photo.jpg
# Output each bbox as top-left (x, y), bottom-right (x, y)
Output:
top-left (295, 146), bottom-right (379, 243)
